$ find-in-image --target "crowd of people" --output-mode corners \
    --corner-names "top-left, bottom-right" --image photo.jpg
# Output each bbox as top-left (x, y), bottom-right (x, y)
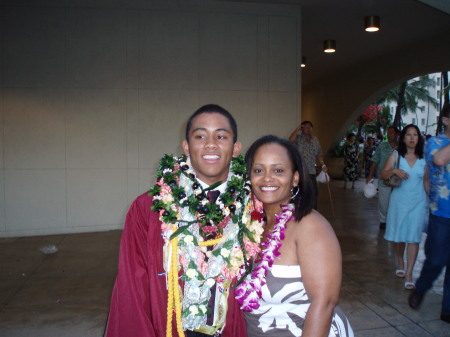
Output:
top-left (362, 105), bottom-right (450, 323)
top-left (104, 102), bottom-right (449, 337)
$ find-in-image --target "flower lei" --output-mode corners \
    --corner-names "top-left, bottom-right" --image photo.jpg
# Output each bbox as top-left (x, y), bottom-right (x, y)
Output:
top-left (235, 203), bottom-right (295, 311)
top-left (149, 154), bottom-right (264, 335)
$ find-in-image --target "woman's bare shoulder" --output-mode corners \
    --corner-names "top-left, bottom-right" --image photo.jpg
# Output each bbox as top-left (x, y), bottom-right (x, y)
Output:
top-left (289, 210), bottom-right (334, 236)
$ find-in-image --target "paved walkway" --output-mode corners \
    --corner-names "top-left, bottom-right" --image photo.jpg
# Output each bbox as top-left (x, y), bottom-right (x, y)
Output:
top-left (0, 179), bottom-right (448, 336)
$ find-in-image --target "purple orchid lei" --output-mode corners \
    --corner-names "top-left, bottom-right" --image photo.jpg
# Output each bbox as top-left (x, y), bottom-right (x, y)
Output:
top-left (235, 203), bottom-right (295, 311)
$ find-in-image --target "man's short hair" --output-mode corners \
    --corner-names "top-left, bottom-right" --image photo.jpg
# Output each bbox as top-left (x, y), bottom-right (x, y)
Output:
top-left (301, 120), bottom-right (313, 128)
top-left (185, 104), bottom-right (238, 143)
top-left (388, 126), bottom-right (400, 134)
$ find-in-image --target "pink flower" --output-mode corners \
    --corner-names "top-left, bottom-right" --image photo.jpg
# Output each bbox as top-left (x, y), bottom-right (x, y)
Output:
top-left (218, 216), bottom-right (230, 229)
top-left (250, 197), bottom-right (264, 213)
top-left (161, 223), bottom-right (172, 232)
top-left (244, 238), bottom-right (261, 258)
top-left (202, 225), bottom-right (218, 233)
top-left (221, 265), bottom-right (237, 279)
top-left (195, 247), bottom-right (205, 266)
top-left (160, 184), bottom-right (172, 196)
top-left (199, 261), bottom-right (208, 275)
top-left (179, 253), bottom-right (189, 269)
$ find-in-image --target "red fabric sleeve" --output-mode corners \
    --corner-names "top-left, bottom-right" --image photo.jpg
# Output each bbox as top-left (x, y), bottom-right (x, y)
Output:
top-left (105, 192), bottom-right (247, 337)
top-left (105, 192), bottom-right (177, 337)
top-left (223, 287), bottom-right (247, 337)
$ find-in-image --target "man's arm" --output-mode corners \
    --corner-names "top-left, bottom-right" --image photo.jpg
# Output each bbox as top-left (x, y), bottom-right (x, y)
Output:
top-left (105, 194), bottom-right (168, 337)
top-left (433, 143), bottom-right (450, 167)
top-left (423, 166), bottom-right (429, 195)
top-left (365, 145), bottom-right (383, 183)
top-left (317, 154), bottom-right (327, 172)
top-left (312, 137), bottom-right (327, 172)
top-left (289, 124), bottom-right (302, 142)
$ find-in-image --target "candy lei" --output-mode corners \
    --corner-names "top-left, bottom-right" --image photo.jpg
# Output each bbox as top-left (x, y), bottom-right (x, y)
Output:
top-left (235, 203), bottom-right (295, 311)
top-left (149, 154), bottom-right (264, 335)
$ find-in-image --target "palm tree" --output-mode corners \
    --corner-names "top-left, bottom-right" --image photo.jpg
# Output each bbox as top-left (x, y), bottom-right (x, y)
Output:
top-left (377, 75), bottom-right (439, 130)
top-left (436, 71), bottom-right (449, 135)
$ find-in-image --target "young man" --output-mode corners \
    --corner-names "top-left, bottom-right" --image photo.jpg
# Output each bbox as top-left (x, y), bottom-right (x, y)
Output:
top-left (105, 104), bottom-right (262, 336)
top-left (289, 121), bottom-right (327, 208)
top-left (365, 126), bottom-right (400, 230)
top-left (409, 103), bottom-right (450, 323)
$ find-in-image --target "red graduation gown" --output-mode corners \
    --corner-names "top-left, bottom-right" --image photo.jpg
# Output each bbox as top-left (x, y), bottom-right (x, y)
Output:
top-left (105, 192), bottom-right (247, 337)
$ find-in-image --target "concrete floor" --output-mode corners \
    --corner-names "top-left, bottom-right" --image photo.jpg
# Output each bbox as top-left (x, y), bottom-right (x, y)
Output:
top-left (0, 179), bottom-right (448, 337)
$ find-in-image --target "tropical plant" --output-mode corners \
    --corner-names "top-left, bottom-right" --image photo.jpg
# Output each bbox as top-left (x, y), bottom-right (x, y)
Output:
top-left (377, 75), bottom-right (439, 130)
top-left (436, 71), bottom-right (449, 135)
top-left (355, 104), bottom-right (382, 140)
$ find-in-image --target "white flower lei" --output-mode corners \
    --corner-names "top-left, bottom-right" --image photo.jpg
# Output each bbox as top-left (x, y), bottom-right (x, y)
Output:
top-left (149, 154), bottom-right (264, 332)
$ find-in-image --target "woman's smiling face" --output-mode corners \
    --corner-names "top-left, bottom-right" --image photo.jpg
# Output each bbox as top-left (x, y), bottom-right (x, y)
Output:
top-left (250, 143), bottom-right (299, 207)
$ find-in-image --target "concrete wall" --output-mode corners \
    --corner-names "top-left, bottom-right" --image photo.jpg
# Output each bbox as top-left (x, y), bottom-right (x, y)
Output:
top-left (303, 30), bottom-right (450, 157)
top-left (0, 0), bottom-right (302, 237)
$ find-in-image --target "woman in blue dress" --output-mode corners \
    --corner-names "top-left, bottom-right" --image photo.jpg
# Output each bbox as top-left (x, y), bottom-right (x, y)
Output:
top-left (381, 124), bottom-right (428, 290)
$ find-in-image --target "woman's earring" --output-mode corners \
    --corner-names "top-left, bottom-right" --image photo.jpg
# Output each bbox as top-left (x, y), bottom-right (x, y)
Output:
top-left (291, 185), bottom-right (299, 200)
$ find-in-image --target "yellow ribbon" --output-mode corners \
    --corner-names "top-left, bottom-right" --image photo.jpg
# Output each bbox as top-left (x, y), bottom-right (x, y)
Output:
top-left (166, 237), bottom-right (184, 337)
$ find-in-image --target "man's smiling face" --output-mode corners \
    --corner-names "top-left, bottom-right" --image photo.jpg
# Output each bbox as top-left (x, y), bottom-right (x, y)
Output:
top-left (182, 112), bottom-right (242, 185)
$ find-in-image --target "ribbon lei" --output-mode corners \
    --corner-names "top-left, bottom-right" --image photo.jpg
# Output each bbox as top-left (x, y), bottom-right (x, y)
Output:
top-left (166, 236), bottom-right (184, 337)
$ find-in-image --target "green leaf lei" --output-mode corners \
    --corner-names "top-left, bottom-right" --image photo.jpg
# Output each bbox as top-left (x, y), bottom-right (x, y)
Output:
top-left (149, 154), bottom-right (263, 331)
top-left (149, 154), bottom-right (251, 239)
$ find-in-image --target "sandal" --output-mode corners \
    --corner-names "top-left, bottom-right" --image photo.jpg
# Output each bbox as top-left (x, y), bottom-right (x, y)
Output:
top-left (395, 269), bottom-right (405, 278)
top-left (405, 282), bottom-right (415, 290)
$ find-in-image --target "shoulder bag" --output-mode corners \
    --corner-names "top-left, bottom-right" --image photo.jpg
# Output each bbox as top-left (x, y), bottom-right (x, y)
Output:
top-left (383, 151), bottom-right (402, 187)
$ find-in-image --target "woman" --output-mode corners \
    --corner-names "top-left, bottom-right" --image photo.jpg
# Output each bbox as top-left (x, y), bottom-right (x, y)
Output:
top-left (381, 124), bottom-right (428, 290)
top-left (236, 135), bottom-right (353, 337)
top-left (363, 136), bottom-right (376, 178)
top-left (343, 133), bottom-right (359, 189)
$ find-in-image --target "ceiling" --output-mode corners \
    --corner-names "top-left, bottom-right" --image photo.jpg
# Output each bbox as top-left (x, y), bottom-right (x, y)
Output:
top-left (300, 0), bottom-right (450, 86)
top-left (222, 0), bottom-right (450, 87)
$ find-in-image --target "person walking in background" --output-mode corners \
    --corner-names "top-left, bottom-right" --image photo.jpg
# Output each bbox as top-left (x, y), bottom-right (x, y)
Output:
top-left (375, 133), bottom-right (383, 148)
top-left (289, 121), bottom-right (327, 209)
top-left (343, 133), bottom-right (359, 189)
top-left (363, 136), bottom-right (377, 178)
top-left (409, 103), bottom-right (450, 323)
top-left (366, 126), bottom-right (400, 230)
top-left (381, 124), bottom-right (427, 290)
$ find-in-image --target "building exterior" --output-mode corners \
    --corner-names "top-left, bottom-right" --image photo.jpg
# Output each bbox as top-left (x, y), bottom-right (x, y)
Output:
top-left (387, 72), bottom-right (449, 135)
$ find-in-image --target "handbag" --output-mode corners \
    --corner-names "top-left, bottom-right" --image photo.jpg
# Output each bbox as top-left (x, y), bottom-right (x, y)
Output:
top-left (383, 151), bottom-right (402, 187)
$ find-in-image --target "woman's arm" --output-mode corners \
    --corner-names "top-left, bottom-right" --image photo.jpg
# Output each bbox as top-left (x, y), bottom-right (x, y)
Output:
top-left (295, 212), bottom-right (342, 337)
top-left (380, 152), bottom-right (408, 180)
